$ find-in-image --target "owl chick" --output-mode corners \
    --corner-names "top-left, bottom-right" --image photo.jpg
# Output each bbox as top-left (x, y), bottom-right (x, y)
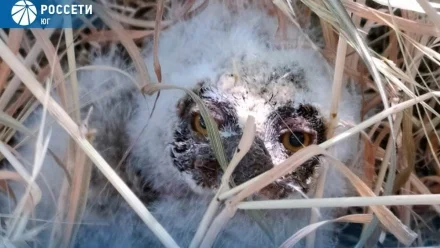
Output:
top-left (1, 1), bottom-right (361, 247)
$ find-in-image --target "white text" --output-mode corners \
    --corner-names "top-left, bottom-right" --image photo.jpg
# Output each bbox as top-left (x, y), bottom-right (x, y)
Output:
top-left (40, 4), bottom-right (92, 15)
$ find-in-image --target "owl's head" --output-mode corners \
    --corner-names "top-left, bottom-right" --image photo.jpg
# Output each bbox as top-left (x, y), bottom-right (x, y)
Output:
top-left (165, 55), bottom-right (340, 199)
top-left (133, 49), bottom-right (359, 200)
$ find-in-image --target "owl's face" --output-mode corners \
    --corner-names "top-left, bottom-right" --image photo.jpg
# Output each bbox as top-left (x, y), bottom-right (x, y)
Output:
top-left (169, 61), bottom-right (327, 199)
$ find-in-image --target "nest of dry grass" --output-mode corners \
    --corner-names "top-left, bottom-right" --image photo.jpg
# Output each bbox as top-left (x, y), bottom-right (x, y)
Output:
top-left (1, 0), bottom-right (440, 247)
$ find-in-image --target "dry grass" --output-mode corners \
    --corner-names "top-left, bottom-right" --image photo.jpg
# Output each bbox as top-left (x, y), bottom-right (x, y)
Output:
top-left (1, 0), bottom-right (440, 247)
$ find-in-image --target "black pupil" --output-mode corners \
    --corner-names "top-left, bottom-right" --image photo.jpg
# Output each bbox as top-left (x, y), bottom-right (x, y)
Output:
top-left (199, 115), bottom-right (206, 129)
top-left (289, 132), bottom-right (304, 147)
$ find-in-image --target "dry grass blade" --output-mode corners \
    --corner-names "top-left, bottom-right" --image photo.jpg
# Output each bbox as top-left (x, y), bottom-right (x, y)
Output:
top-left (31, 30), bottom-right (68, 108)
top-left (60, 20), bottom-right (91, 248)
top-left (153, 0), bottom-right (165, 82)
top-left (393, 109), bottom-right (416, 193)
top-left (63, 22), bottom-right (91, 248)
top-left (64, 28), bottom-right (80, 121)
top-left (0, 170), bottom-right (27, 204)
top-left (237, 194), bottom-right (440, 209)
top-left (0, 29), bottom-right (23, 91)
top-left (83, 29), bottom-right (154, 42)
top-left (78, 0), bottom-right (151, 89)
top-left (409, 173), bottom-right (440, 214)
top-left (0, 111), bottom-right (34, 138)
top-left (63, 149), bottom-right (91, 248)
top-left (281, 214), bottom-right (373, 248)
top-left (144, 83), bottom-right (228, 170)
top-left (190, 116), bottom-right (256, 248)
top-left (199, 205), bottom-right (236, 248)
top-left (305, 163), bottom-right (327, 248)
top-left (221, 116), bottom-right (256, 187)
top-left (373, 0), bottom-right (440, 14)
top-left (0, 142), bottom-right (41, 206)
top-left (342, 1), bottom-right (440, 36)
top-left (327, 36), bottom-right (347, 137)
top-left (63, 65), bottom-right (139, 90)
top-left (0, 38), bottom-right (179, 248)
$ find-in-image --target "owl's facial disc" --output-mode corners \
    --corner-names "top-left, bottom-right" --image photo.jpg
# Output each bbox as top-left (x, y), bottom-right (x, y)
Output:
top-left (170, 76), bottom-right (326, 198)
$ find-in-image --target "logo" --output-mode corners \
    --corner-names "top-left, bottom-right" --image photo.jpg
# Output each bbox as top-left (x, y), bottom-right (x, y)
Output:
top-left (11, 0), bottom-right (37, 26)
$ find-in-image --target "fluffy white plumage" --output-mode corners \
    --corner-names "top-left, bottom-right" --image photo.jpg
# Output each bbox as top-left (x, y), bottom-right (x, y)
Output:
top-left (1, 2), bottom-right (362, 247)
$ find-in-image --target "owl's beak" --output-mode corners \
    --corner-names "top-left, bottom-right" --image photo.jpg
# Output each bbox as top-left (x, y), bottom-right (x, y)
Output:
top-left (222, 135), bottom-right (293, 199)
top-left (223, 135), bottom-right (272, 185)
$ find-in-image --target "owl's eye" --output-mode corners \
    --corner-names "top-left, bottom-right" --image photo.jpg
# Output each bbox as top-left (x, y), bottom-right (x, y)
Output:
top-left (192, 113), bottom-right (208, 136)
top-left (280, 131), bottom-right (312, 152)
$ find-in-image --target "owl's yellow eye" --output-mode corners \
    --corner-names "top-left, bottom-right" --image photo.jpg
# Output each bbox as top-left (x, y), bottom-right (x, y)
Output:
top-left (192, 113), bottom-right (208, 136)
top-left (280, 131), bottom-right (312, 152)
